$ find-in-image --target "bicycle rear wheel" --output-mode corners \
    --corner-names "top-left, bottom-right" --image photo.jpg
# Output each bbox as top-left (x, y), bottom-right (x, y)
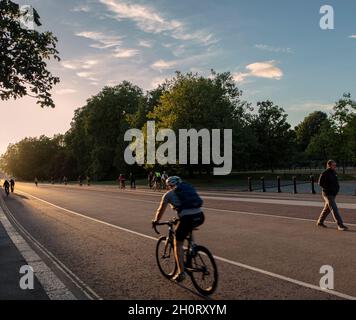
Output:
top-left (156, 236), bottom-right (177, 279)
top-left (187, 246), bottom-right (218, 295)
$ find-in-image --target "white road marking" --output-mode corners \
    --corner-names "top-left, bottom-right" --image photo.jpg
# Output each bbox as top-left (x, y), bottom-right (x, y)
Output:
top-left (1, 197), bottom-right (102, 300)
top-left (16, 189), bottom-right (356, 300)
top-left (0, 198), bottom-right (76, 300)
top-left (18, 190), bottom-right (157, 241)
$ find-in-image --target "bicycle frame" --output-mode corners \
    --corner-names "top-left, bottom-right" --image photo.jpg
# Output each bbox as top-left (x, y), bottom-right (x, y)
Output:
top-left (154, 219), bottom-right (198, 271)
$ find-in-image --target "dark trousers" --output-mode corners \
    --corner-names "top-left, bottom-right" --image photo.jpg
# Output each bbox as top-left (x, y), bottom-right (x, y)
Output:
top-left (318, 193), bottom-right (344, 226)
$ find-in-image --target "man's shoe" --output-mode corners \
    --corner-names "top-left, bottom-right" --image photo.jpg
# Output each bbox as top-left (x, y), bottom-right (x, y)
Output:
top-left (338, 225), bottom-right (348, 231)
top-left (317, 222), bottom-right (328, 228)
top-left (172, 272), bottom-right (186, 283)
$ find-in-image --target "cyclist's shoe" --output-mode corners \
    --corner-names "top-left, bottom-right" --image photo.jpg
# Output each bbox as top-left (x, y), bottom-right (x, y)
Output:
top-left (338, 225), bottom-right (348, 231)
top-left (172, 272), bottom-right (186, 283)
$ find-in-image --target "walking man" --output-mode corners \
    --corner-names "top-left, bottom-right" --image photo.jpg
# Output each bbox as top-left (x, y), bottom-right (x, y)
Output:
top-left (317, 160), bottom-right (348, 231)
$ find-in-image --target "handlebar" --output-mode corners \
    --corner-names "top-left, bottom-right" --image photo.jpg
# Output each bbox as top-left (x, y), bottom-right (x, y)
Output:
top-left (152, 218), bottom-right (179, 235)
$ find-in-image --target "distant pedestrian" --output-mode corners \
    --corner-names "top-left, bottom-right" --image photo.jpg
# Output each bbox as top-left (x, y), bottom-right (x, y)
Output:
top-left (9, 178), bottom-right (15, 193)
top-left (63, 176), bottom-right (68, 185)
top-left (35, 177), bottom-right (38, 187)
top-left (130, 173), bottom-right (136, 189)
top-left (87, 176), bottom-right (91, 186)
top-left (316, 160), bottom-right (348, 231)
top-left (161, 171), bottom-right (168, 189)
top-left (148, 171), bottom-right (154, 189)
top-left (118, 174), bottom-right (126, 189)
top-left (78, 175), bottom-right (83, 186)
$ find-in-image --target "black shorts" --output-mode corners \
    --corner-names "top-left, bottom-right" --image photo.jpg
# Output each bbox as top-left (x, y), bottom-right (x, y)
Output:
top-left (175, 212), bottom-right (205, 242)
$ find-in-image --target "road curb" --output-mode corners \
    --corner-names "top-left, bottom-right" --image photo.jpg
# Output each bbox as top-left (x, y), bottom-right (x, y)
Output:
top-left (0, 194), bottom-right (77, 300)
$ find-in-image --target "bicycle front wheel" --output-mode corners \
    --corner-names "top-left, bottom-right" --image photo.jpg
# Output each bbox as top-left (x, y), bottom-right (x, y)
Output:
top-left (187, 246), bottom-right (218, 295)
top-left (156, 236), bottom-right (177, 279)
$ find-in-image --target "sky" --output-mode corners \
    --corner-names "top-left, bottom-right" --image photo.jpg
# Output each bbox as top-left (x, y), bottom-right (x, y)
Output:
top-left (0, 0), bottom-right (355, 155)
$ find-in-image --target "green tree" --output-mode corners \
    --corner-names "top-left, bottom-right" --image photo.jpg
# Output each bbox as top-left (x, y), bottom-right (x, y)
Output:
top-left (295, 111), bottom-right (328, 151)
top-left (148, 71), bottom-right (252, 175)
top-left (0, 0), bottom-right (60, 107)
top-left (66, 82), bottom-right (144, 180)
top-left (330, 93), bottom-right (356, 173)
top-left (250, 101), bottom-right (295, 172)
top-left (0, 135), bottom-right (66, 180)
top-left (345, 116), bottom-right (356, 163)
top-left (306, 121), bottom-right (337, 161)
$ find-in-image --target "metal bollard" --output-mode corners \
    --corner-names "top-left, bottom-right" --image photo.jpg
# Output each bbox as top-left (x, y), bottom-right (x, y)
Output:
top-left (248, 177), bottom-right (252, 192)
top-left (277, 176), bottom-right (282, 193)
top-left (310, 175), bottom-right (316, 194)
top-left (261, 177), bottom-right (266, 192)
top-left (293, 176), bottom-right (297, 194)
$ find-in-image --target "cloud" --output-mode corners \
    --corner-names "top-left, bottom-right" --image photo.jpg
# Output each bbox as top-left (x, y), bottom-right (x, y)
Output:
top-left (233, 61), bottom-right (283, 82)
top-left (288, 102), bottom-right (334, 112)
top-left (172, 30), bottom-right (216, 46)
top-left (113, 48), bottom-right (139, 58)
top-left (99, 0), bottom-right (182, 33)
top-left (62, 59), bottom-right (99, 71)
top-left (75, 31), bottom-right (123, 49)
top-left (150, 59), bottom-right (178, 71)
top-left (138, 40), bottom-right (153, 48)
top-left (55, 88), bottom-right (77, 95)
top-left (254, 44), bottom-right (293, 53)
top-left (349, 35), bottom-right (356, 39)
top-left (61, 61), bottom-right (78, 70)
top-left (76, 71), bottom-right (99, 81)
top-left (72, 5), bottom-right (91, 13)
top-left (99, 0), bottom-right (215, 46)
top-left (171, 44), bottom-right (186, 57)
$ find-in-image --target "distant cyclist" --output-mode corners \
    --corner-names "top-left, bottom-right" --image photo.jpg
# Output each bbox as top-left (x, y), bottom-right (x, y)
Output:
top-left (3, 179), bottom-right (10, 196)
top-left (153, 171), bottom-right (162, 190)
top-left (152, 176), bottom-right (204, 282)
top-left (9, 178), bottom-right (15, 193)
top-left (161, 171), bottom-right (168, 189)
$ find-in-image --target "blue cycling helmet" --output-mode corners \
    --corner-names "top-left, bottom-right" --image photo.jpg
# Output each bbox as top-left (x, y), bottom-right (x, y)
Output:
top-left (166, 176), bottom-right (182, 187)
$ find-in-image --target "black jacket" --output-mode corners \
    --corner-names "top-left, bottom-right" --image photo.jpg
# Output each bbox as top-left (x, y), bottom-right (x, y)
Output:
top-left (318, 168), bottom-right (340, 196)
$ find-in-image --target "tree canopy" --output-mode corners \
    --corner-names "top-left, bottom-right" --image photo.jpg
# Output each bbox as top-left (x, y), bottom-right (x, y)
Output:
top-left (0, 73), bottom-right (355, 180)
top-left (0, 0), bottom-right (60, 107)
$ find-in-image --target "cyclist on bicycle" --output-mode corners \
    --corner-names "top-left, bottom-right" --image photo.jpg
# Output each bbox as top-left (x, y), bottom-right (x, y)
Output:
top-left (3, 179), bottom-right (10, 195)
top-left (152, 176), bottom-right (204, 282)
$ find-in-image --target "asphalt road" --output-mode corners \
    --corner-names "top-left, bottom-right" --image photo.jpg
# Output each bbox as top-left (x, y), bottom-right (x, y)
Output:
top-left (1, 182), bottom-right (356, 300)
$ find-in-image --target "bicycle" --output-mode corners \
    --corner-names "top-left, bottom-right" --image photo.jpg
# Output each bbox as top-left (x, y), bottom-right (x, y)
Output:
top-left (152, 179), bottom-right (161, 191)
top-left (4, 186), bottom-right (10, 197)
top-left (153, 218), bottom-right (218, 296)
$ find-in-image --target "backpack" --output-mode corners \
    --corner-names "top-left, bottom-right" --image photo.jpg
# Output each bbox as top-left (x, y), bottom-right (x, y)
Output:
top-left (174, 182), bottom-right (203, 212)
